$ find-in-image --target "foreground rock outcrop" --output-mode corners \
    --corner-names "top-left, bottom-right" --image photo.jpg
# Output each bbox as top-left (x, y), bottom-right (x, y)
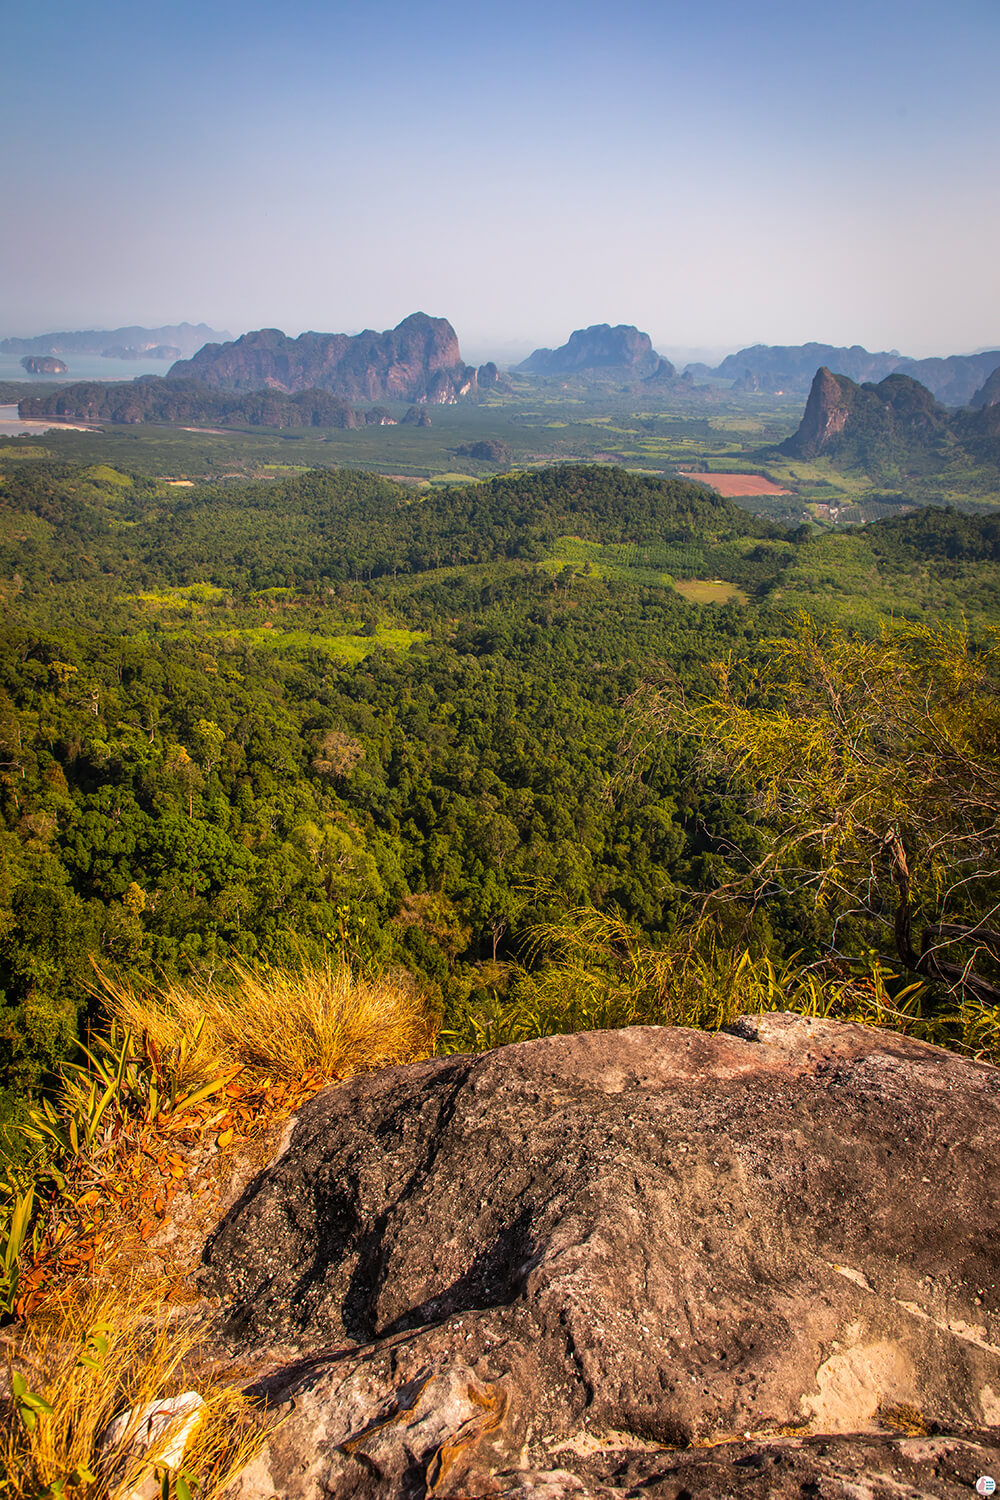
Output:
top-left (202, 1015), bottom-right (1000, 1497)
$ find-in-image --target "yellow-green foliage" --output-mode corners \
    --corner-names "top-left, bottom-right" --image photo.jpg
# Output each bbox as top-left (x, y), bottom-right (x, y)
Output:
top-left (130, 584), bottom-right (228, 608)
top-left (81, 465), bottom-right (132, 490)
top-left (0, 960), bottom-right (433, 1323)
top-left (634, 617), bottom-right (1000, 1007)
top-left (192, 623), bottom-right (426, 662)
top-left (1, 1282), bottom-right (264, 1499)
top-left (672, 579), bottom-right (746, 605)
top-left (440, 906), bottom-right (1000, 1065)
top-left (94, 956), bottom-right (435, 1088)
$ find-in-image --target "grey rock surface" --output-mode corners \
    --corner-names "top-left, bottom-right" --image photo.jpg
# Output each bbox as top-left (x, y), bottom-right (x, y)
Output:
top-left (202, 1015), bottom-right (1000, 1497)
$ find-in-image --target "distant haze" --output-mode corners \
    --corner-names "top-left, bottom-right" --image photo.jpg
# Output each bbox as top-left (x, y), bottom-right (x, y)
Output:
top-left (2, 0), bottom-right (998, 358)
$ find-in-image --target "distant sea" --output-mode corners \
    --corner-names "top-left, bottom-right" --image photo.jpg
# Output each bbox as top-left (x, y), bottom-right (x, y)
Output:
top-left (0, 351), bottom-right (175, 383)
top-left (0, 403), bottom-right (102, 436)
top-left (0, 351), bottom-right (172, 436)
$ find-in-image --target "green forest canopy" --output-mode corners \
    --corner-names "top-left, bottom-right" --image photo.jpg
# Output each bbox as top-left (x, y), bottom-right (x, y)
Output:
top-left (3, 457), bottom-right (1000, 1122)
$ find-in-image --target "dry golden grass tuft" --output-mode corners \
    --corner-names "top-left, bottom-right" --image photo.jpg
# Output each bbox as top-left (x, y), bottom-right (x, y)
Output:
top-left (0, 958), bottom-right (435, 1493)
top-left (96, 956), bottom-right (434, 1088)
top-left (10, 957), bottom-right (434, 1315)
top-left (1, 1280), bottom-right (266, 1499)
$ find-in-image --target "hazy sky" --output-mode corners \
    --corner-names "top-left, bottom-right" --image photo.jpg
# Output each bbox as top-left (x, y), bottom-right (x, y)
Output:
top-left (2, 0), bottom-right (998, 359)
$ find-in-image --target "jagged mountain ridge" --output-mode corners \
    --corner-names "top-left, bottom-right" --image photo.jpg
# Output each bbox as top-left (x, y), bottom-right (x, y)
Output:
top-left (972, 365), bottom-right (1000, 408)
top-left (690, 342), bottom-right (1000, 406)
top-left (166, 312), bottom-right (493, 404)
top-left (0, 323), bottom-right (230, 359)
top-left (781, 366), bottom-right (1000, 475)
top-left (900, 350), bottom-right (1000, 406)
top-left (516, 323), bottom-right (676, 381)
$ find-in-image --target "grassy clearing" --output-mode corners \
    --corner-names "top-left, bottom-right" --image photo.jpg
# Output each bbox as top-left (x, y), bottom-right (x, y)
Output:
top-left (706, 416), bottom-right (767, 435)
top-left (1, 1280), bottom-right (265, 1499)
top-left (130, 585), bottom-right (229, 609)
top-left (191, 624), bottom-right (427, 661)
top-left (81, 465), bottom-right (132, 489)
top-left (543, 535), bottom-right (676, 588)
top-left (673, 579), bottom-right (747, 604)
top-left (764, 455), bottom-right (872, 498)
top-left (543, 537), bottom-right (749, 602)
top-left (126, 586), bottom-right (427, 660)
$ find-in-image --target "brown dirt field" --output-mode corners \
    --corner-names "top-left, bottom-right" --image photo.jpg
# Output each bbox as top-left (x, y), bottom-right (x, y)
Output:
top-left (678, 471), bottom-right (792, 497)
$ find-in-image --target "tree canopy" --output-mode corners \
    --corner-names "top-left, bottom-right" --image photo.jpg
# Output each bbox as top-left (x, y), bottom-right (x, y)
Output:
top-left (639, 619), bottom-right (1000, 1005)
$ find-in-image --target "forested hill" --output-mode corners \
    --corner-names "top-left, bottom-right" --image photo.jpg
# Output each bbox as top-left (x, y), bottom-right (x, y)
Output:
top-left (863, 503), bottom-right (1000, 565)
top-left (0, 460), bottom-right (782, 1110)
top-left (780, 366), bottom-right (1000, 480)
top-left (3, 455), bottom-right (1000, 1125)
top-left (18, 378), bottom-right (364, 431)
top-left (1, 462), bottom-right (785, 597)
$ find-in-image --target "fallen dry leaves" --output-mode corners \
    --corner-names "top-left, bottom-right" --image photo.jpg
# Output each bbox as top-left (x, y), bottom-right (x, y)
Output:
top-left (16, 1067), bottom-right (331, 1314)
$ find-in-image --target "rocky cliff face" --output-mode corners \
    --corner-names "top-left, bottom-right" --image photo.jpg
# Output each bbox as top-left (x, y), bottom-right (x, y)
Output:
top-left (956, 398), bottom-right (1000, 467)
top-left (476, 361), bottom-right (512, 393)
top-left (201, 1015), bottom-right (1000, 1499)
top-left (19, 355), bottom-right (67, 375)
top-left (166, 313), bottom-right (477, 403)
top-left (783, 366), bottom-right (862, 457)
top-left (517, 325), bottom-right (675, 380)
top-left (781, 366), bottom-right (948, 465)
top-left (972, 364), bottom-right (1000, 408)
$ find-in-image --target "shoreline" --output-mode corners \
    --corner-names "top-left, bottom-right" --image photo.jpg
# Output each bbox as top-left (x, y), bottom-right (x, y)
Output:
top-left (0, 403), bottom-right (102, 435)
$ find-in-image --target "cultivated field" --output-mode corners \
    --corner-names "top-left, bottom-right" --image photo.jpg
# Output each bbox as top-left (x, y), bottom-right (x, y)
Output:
top-left (678, 471), bottom-right (792, 497)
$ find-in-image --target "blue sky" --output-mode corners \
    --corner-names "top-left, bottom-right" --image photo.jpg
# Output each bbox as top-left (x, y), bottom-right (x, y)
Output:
top-left (2, 0), bottom-right (998, 359)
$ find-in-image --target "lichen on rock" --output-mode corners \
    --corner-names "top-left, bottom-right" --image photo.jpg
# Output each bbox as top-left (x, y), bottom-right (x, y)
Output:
top-left (201, 1015), bottom-right (1000, 1497)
